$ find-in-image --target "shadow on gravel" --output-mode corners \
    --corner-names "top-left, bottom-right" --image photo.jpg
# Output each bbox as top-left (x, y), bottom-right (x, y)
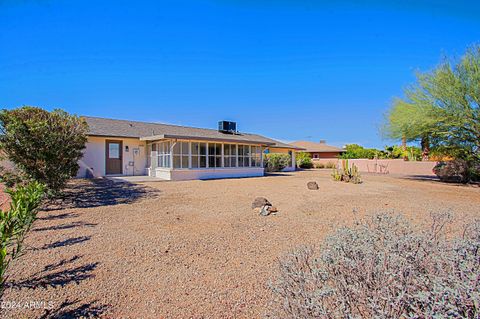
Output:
top-left (44, 178), bottom-right (160, 210)
top-left (33, 221), bottom-right (97, 232)
top-left (8, 256), bottom-right (98, 289)
top-left (38, 212), bottom-right (80, 221)
top-left (39, 236), bottom-right (91, 250)
top-left (43, 255), bottom-right (82, 271)
top-left (401, 175), bottom-right (479, 187)
top-left (40, 298), bottom-right (108, 319)
top-left (9, 263), bottom-right (98, 289)
top-left (263, 172), bottom-right (294, 177)
top-left (400, 175), bottom-right (440, 182)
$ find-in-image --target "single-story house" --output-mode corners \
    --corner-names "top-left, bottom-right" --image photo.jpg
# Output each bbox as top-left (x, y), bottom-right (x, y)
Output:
top-left (290, 140), bottom-right (345, 159)
top-left (78, 116), bottom-right (303, 181)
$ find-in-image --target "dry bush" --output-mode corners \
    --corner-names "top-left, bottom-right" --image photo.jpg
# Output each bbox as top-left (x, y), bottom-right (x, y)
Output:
top-left (325, 161), bottom-right (336, 169)
top-left (270, 212), bottom-right (480, 318)
top-left (313, 162), bottom-right (325, 169)
top-left (313, 162), bottom-right (338, 169)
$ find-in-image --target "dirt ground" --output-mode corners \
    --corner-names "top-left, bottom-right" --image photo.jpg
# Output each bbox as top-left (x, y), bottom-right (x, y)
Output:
top-left (0, 184), bottom-right (9, 211)
top-left (1, 170), bottom-right (479, 318)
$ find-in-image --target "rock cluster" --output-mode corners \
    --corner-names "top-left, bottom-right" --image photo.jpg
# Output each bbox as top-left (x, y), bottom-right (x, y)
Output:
top-left (252, 197), bottom-right (278, 216)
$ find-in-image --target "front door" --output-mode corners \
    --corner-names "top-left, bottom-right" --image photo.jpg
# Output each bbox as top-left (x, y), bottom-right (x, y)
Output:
top-left (106, 140), bottom-right (123, 175)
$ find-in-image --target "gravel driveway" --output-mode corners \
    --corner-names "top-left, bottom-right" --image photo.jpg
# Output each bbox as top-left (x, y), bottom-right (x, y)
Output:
top-left (1, 171), bottom-right (479, 318)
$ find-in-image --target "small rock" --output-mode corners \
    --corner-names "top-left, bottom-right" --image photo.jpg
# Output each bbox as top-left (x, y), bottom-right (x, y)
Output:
top-left (268, 206), bottom-right (278, 213)
top-left (252, 197), bottom-right (271, 209)
top-left (259, 205), bottom-right (271, 216)
top-left (307, 181), bottom-right (319, 190)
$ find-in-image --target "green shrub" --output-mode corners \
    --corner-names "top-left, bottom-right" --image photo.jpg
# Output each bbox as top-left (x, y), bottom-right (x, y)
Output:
top-left (296, 152), bottom-right (313, 169)
top-left (0, 106), bottom-right (88, 194)
top-left (0, 181), bottom-right (44, 294)
top-left (270, 212), bottom-right (480, 318)
top-left (384, 145), bottom-right (423, 161)
top-left (264, 153), bottom-right (290, 172)
top-left (340, 144), bottom-right (385, 159)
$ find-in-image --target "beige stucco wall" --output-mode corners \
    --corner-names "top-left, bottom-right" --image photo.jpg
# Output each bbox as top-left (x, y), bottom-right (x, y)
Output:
top-left (77, 136), bottom-right (147, 178)
top-left (347, 159), bottom-right (437, 176)
top-left (313, 158), bottom-right (437, 176)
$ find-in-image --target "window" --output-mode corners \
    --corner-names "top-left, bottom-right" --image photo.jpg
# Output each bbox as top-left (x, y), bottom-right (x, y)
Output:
top-left (224, 144), bottom-right (237, 167)
top-left (238, 145), bottom-right (250, 167)
top-left (191, 142), bottom-right (199, 168)
top-left (251, 146), bottom-right (262, 167)
top-left (108, 143), bottom-right (120, 159)
top-left (313, 154), bottom-right (319, 159)
top-left (173, 141), bottom-right (189, 169)
top-left (147, 144), bottom-right (152, 167)
top-left (157, 141), bottom-right (171, 168)
top-left (191, 142), bottom-right (207, 168)
top-left (208, 143), bottom-right (222, 168)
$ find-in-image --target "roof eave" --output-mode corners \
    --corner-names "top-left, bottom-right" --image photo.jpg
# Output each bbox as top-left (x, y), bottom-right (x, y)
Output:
top-left (271, 145), bottom-right (306, 150)
top-left (140, 134), bottom-right (275, 145)
top-left (303, 150), bottom-right (345, 153)
top-left (88, 133), bottom-right (140, 139)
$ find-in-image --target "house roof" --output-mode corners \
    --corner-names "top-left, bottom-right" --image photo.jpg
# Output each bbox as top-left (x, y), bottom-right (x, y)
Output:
top-left (83, 116), bottom-right (303, 150)
top-left (290, 141), bottom-right (345, 153)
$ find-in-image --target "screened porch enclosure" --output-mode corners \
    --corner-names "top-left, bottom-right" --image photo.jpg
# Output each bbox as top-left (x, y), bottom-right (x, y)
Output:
top-left (147, 139), bottom-right (264, 172)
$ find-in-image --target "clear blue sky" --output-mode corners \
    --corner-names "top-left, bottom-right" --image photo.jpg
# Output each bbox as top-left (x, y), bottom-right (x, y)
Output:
top-left (1, 0), bottom-right (479, 148)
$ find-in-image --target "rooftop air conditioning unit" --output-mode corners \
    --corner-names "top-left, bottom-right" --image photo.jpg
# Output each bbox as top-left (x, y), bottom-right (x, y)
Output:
top-left (218, 121), bottom-right (237, 134)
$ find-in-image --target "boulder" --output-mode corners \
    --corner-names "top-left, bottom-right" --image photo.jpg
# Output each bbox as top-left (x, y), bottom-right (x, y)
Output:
top-left (307, 181), bottom-right (319, 190)
top-left (252, 197), bottom-right (271, 209)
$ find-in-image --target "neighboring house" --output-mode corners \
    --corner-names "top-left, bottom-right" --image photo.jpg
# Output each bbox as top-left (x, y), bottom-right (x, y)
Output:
top-left (290, 140), bottom-right (345, 159)
top-left (79, 117), bottom-right (303, 181)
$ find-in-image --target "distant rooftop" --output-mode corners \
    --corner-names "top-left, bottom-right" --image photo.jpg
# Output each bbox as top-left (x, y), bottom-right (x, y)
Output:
top-left (82, 116), bottom-right (303, 150)
top-left (289, 140), bottom-right (345, 153)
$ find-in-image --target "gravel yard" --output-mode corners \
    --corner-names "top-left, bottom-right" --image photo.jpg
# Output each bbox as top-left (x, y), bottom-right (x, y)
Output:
top-left (1, 170), bottom-right (479, 318)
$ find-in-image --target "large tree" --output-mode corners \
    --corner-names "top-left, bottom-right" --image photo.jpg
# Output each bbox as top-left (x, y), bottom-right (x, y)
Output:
top-left (0, 106), bottom-right (88, 193)
top-left (383, 46), bottom-right (480, 180)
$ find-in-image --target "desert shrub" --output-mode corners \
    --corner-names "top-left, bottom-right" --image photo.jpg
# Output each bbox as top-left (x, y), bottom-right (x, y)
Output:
top-left (313, 162), bottom-right (325, 169)
top-left (264, 153), bottom-right (290, 172)
top-left (296, 152), bottom-right (313, 169)
top-left (270, 212), bottom-right (480, 318)
top-left (314, 161), bottom-right (338, 169)
top-left (0, 181), bottom-right (45, 294)
top-left (324, 161), bottom-right (336, 169)
top-left (433, 160), bottom-right (480, 183)
top-left (0, 106), bottom-right (88, 194)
